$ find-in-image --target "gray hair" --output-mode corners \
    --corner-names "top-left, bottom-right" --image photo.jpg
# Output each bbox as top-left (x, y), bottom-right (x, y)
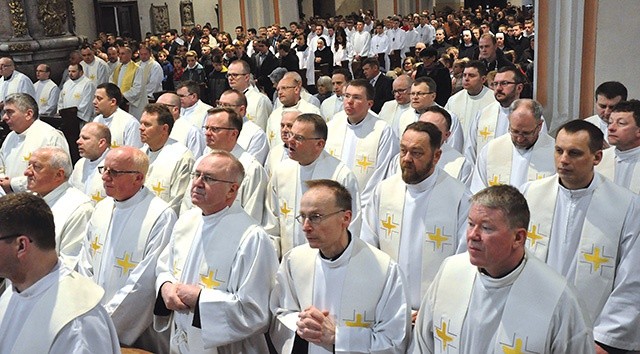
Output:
top-left (509, 98), bottom-right (543, 122)
top-left (5, 93), bottom-right (39, 120)
top-left (36, 147), bottom-right (72, 179)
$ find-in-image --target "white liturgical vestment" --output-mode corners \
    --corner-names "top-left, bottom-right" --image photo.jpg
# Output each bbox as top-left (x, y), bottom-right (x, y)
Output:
top-left (412, 251), bottom-right (595, 354)
top-left (270, 238), bottom-right (410, 354)
top-left (266, 99), bottom-right (321, 148)
top-left (0, 70), bottom-right (35, 103)
top-left (154, 205), bottom-right (279, 353)
top-left (595, 145), bottom-right (640, 194)
top-left (244, 85), bottom-right (273, 131)
top-left (170, 117), bottom-right (206, 160)
top-left (69, 149), bottom-right (108, 204)
top-left (444, 86), bottom-right (496, 139)
top-left (93, 107), bottom-right (143, 148)
top-left (237, 116), bottom-right (269, 165)
top-left (33, 79), bottom-right (60, 115)
top-left (181, 100), bottom-right (213, 129)
top-left (58, 75), bottom-right (96, 122)
top-left (81, 57), bottom-right (110, 85)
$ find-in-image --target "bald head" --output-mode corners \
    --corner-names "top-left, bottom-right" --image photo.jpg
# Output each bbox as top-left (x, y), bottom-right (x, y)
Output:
top-left (156, 92), bottom-right (181, 120)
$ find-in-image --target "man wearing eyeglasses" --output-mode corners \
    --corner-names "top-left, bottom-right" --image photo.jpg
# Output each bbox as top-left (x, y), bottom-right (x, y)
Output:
top-left (70, 122), bottom-right (110, 203)
top-left (218, 89), bottom-right (269, 165)
top-left (521, 120), bottom-right (640, 354)
top-left (157, 92), bottom-right (206, 159)
top-left (325, 79), bottom-right (397, 208)
top-left (0, 193), bottom-right (120, 354)
top-left (363, 121), bottom-right (470, 323)
top-left (227, 60), bottom-right (273, 131)
top-left (33, 63), bottom-right (60, 115)
top-left (398, 76), bottom-right (464, 153)
top-left (465, 66), bottom-right (546, 164)
top-left (182, 107), bottom-right (267, 222)
top-left (24, 146), bottom-right (93, 268)
top-left (155, 150), bottom-right (278, 353)
top-left (470, 99), bottom-right (555, 193)
top-left (267, 71), bottom-right (321, 149)
top-left (0, 56), bottom-right (35, 110)
top-left (270, 179), bottom-right (410, 353)
top-left (139, 103), bottom-right (194, 214)
top-left (379, 74), bottom-right (413, 136)
top-left (77, 146), bottom-right (176, 352)
top-left (176, 80), bottom-right (213, 129)
top-left (93, 82), bottom-right (143, 148)
top-left (264, 113), bottom-right (361, 258)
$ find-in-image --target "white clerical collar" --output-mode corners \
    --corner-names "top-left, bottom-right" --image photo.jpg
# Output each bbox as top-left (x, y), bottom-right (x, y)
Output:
top-left (114, 187), bottom-right (147, 208)
top-left (406, 167), bottom-right (439, 193)
top-left (182, 102), bottom-right (198, 115)
top-left (13, 260), bottom-right (63, 297)
top-left (104, 108), bottom-right (120, 120)
top-left (202, 205), bottom-right (230, 223)
top-left (477, 252), bottom-right (526, 285)
top-left (41, 182), bottom-right (70, 206)
top-left (347, 113), bottom-right (370, 127)
top-left (558, 173), bottom-right (600, 198)
top-left (300, 152), bottom-right (322, 170)
top-left (615, 144), bottom-right (640, 161)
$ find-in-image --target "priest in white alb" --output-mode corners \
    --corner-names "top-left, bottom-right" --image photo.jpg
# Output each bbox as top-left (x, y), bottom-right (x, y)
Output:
top-left (92, 83), bottom-right (143, 148)
top-left (69, 122), bottom-right (110, 203)
top-left (154, 150), bottom-right (279, 353)
top-left (270, 179), bottom-right (410, 353)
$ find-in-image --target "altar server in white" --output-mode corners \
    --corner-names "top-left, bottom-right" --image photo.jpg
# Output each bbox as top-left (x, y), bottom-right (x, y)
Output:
top-left (77, 146), bottom-right (176, 351)
top-left (521, 120), bottom-right (640, 353)
top-left (93, 82), bottom-right (143, 148)
top-left (24, 147), bottom-right (93, 267)
top-left (596, 100), bottom-right (640, 193)
top-left (139, 103), bottom-right (194, 214)
top-left (270, 179), bottom-right (411, 353)
top-left (264, 113), bottom-right (361, 257)
top-left (470, 99), bottom-right (555, 193)
top-left (0, 192), bottom-right (119, 354)
top-left (363, 121), bottom-right (470, 318)
top-left (154, 150), bottom-right (279, 353)
top-left (412, 185), bottom-right (594, 354)
top-left (0, 93), bottom-right (70, 194)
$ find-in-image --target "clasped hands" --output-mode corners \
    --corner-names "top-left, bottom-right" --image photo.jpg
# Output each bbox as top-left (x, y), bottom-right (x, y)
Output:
top-left (296, 306), bottom-right (336, 348)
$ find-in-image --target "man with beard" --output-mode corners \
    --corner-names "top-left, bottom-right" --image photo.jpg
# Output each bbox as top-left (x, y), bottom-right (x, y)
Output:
top-left (470, 99), bottom-right (555, 193)
top-left (362, 121), bottom-right (470, 322)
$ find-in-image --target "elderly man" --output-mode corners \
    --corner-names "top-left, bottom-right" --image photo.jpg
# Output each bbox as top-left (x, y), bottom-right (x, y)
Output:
top-left (583, 81), bottom-right (628, 141)
top-left (379, 74), bottom-right (413, 135)
top-left (110, 46), bottom-right (146, 118)
top-left (521, 120), bottom-right (640, 353)
top-left (24, 146), bottom-right (93, 267)
top-left (265, 109), bottom-right (297, 176)
top-left (398, 76), bottom-right (464, 153)
top-left (266, 72), bottom-right (321, 148)
top-left (0, 56), bottom-right (35, 109)
top-left (33, 64), bottom-right (60, 115)
top-left (270, 179), bottom-right (411, 353)
top-left (444, 60), bottom-right (496, 136)
top-left (363, 121), bottom-right (470, 319)
top-left (157, 92), bottom-right (206, 159)
top-left (0, 93), bottom-right (70, 193)
top-left (596, 100), bottom-right (640, 193)
top-left (93, 82), bottom-right (143, 148)
top-left (183, 108), bottom-right (267, 222)
top-left (320, 69), bottom-right (351, 120)
top-left (227, 60), bottom-right (273, 131)
top-left (325, 79), bottom-right (397, 207)
top-left (59, 63), bottom-right (96, 123)
top-left (264, 113), bottom-right (361, 257)
top-left (80, 44), bottom-right (110, 85)
top-left (78, 146), bottom-right (176, 351)
top-left (412, 185), bottom-right (594, 353)
top-left (154, 150), bottom-right (279, 353)
top-left (218, 89), bottom-right (269, 165)
top-left (139, 103), bottom-right (194, 213)
top-left (176, 80), bottom-right (213, 129)
top-left (0, 193), bottom-right (119, 354)
top-left (70, 122), bottom-right (110, 203)
top-left (470, 99), bottom-right (555, 193)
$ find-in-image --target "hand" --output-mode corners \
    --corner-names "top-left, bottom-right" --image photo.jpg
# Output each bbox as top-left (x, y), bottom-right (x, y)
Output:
top-left (0, 177), bottom-right (11, 194)
top-left (315, 57), bottom-right (321, 63)
top-left (160, 282), bottom-right (189, 311)
top-left (411, 310), bottom-right (418, 324)
top-left (296, 306), bottom-right (336, 347)
top-left (175, 283), bottom-right (202, 309)
top-left (595, 343), bottom-right (609, 354)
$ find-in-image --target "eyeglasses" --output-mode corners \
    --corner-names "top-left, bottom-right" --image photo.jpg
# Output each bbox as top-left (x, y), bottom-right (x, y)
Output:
top-left (290, 134), bottom-right (323, 143)
top-left (177, 92), bottom-right (194, 98)
top-left (410, 91), bottom-right (434, 97)
top-left (508, 125), bottom-right (540, 138)
top-left (276, 85), bottom-right (297, 92)
top-left (216, 101), bottom-right (240, 108)
top-left (0, 233), bottom-right (26, 242)
top-left (392, 88), bottom-right (409, 95)
top-left (190, 171), bottom-right (235, 184)
top-left (202, 125), bottom-right (236, 133)
top-left (226, 72), bottom-right (248, 79)
top-left (490, 81), bottom-right (517, 88)
top-left (295, 209), bottom-right (346, 225)
top-left (98, 166), bottom-right (140, 177)
top-left (343, 93), bottom-right (366, 101)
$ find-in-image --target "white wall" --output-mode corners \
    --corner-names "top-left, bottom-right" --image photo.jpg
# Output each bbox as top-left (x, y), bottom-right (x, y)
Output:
top-left (595, 0), bottom-right (640, 100)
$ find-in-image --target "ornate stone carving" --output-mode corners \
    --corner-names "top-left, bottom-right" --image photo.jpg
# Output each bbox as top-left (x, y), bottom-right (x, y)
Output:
top-left (151, 3), bottom-right (170, 35)
top-left (180, 0), bottom-right (194, 27)
top-left (8, 42), bottom-right (31, 51)
top-left (8, 0), bottom-right (28, 37)
top-left (37, 0), bottom-right (68, 36)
